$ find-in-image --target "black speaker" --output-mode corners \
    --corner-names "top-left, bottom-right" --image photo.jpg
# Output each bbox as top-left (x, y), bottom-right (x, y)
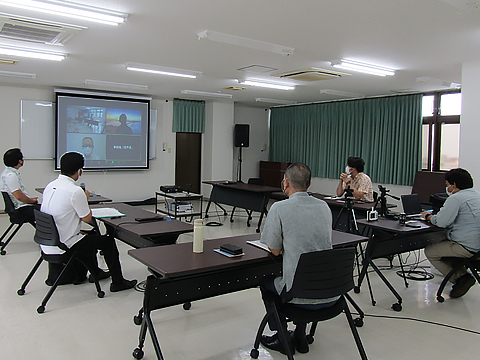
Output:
top-left (234, 124), bottom-right (250, 147)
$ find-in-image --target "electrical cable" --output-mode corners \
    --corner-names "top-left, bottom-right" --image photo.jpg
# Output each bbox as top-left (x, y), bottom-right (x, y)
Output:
top-left (134, 280), bottom-right (146, 292)
top-left (352, 312), bottom-right (480, 336)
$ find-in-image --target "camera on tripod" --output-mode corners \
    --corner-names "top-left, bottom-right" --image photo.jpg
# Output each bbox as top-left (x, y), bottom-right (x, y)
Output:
top-left (344, 185), bottom-right (354, 199)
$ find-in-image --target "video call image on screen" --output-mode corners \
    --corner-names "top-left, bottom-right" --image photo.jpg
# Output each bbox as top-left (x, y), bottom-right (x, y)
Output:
top-left (56, 93), bottom-right (150, 170)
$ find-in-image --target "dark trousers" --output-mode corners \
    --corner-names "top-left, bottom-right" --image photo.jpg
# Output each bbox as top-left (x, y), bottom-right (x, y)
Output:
top-left (260, 275), bottom-right (336, 338)
top-left (70, 233), bottom-right (124, 284)
top-left (17, 204), bottom-right (40, 227)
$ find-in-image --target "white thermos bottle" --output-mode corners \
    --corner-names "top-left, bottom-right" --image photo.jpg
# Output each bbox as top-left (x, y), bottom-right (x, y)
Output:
top-left (193, 219), bottom-right (204, 253)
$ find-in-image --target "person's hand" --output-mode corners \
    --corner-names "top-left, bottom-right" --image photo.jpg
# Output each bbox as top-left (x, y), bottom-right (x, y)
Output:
top-left (84, 189), bottom-right (91, 198)
top-left (31, 197), bottom-right (38, 204)
top-left (340, 173), bottom-right (350, 183)
top-left (421, 211), bottom-right (431, 221)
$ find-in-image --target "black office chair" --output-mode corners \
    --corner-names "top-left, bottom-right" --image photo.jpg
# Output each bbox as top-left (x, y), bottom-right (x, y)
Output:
top-left (251, 248), bottom-right (368, 360)
top-left (17, 210), bottom-right (104, 313)
top-left (436, 250), bottom-right (480, 302)
top-left (230, 178), bottom-right (265, 226)
top-left (1, 191), bottom-right (34, 255)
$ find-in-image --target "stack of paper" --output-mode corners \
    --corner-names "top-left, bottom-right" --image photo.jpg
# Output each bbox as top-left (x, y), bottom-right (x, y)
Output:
top-left (91, 208), bottom-right (126, 218)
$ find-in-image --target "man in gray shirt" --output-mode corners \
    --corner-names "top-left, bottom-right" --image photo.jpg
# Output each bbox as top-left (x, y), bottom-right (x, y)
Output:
top-left (422, 168), bottom-right (480, 298)
top-left (259, 163), bottom-right (336, 355)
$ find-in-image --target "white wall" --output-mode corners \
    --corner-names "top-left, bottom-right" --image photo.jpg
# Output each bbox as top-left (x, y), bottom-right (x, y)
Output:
top-left (460, 62), bottom-right (480, 184)
top-left (201, 100), bottom-right (235, 195)
top-left (233, 105), bottom-right (269, 182)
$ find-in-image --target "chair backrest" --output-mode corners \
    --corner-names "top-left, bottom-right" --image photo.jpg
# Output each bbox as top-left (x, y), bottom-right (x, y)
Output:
top-left (2, 191), bottom-right (15, 214)
top-left (248, 178), bottom-right (265, 186)
top-left (286, 247), bottom-right (355, 301)
top-left (33, 210), bottom-right (68, 252)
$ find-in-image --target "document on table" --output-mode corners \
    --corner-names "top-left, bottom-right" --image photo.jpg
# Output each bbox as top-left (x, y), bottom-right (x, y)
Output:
top-left (246, 240), bottom-right (271, 253)
top-left (91, 208), bottom-right (126, 218)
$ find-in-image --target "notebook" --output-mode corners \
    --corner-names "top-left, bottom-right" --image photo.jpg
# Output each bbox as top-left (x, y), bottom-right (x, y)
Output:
top-left (401, 194), bottom-right (423, 218)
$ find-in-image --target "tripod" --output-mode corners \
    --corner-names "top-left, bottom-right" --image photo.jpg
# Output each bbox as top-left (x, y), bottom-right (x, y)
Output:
top-left (374, 184), bottom-right (400, 217)
top-left (333, 187), bottom-right (375, 306)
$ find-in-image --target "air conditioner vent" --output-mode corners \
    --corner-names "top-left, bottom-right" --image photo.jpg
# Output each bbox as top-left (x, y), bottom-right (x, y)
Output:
top-left (1, 23), bottom-right (61, 43)
top-left (0, 15), bottom-right (84, 45)
top-left (223, 86), bottom-right (246, 90)
top-left (275, 68), bottom-right (350, 82)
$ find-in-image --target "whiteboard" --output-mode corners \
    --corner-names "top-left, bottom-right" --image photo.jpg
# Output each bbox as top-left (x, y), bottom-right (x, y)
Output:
top-left (20, 99), bottom-right (158, 161)
top-left (20, 100), bottom-right (55, 159)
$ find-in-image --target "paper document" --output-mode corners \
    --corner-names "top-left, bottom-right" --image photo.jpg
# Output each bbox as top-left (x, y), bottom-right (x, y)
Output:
top-left (323, 196), bottom-right (344, 200)
top-left (91, 208), bottom-right (126, 218)
top-left (246, 240), bottom-right (271, 253)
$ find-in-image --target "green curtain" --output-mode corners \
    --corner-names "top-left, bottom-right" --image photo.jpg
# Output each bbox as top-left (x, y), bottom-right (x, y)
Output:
top-left (269, 94), bottom-right (422, 186)
top-left (172, 99), bottom-right (205, 133)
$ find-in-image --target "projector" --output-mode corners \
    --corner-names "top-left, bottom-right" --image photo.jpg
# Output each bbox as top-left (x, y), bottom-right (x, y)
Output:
top-left (160, 185), bottom-right (183, 193)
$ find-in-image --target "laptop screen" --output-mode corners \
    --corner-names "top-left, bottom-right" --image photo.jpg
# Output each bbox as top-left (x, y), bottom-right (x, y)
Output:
top-left (401, 194), bottom-right (423, 215)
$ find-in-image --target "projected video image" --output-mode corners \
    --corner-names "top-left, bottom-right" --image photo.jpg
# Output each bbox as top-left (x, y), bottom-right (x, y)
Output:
top-left (105, 109), bottom-right (142, 135)
top-left (66, 133), bottom-right (106, 161)
top-left (56, 93), bottom-right (150, 170)
top-left (66, 106), bottom-right (106, 134)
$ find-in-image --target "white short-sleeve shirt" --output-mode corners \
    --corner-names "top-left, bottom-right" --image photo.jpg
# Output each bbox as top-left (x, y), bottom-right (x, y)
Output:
top-left (0, 166), bottom-right (30, 209)
top-left (40, 174), bottom-right (90, 255)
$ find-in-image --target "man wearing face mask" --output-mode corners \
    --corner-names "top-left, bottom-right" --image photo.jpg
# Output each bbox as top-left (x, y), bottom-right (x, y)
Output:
top-left (82, 137), bottom-right (100, 161)
top-left (41, 152), bottom-right (137, 292)
top-left (336, 156), bottom-right (374, 202)
top-left (421, 168), bottom-right (480, 298)
top-left (259, 163), bottom-right (336, 355)
top-left (1, 148), bottom-right (39, 225)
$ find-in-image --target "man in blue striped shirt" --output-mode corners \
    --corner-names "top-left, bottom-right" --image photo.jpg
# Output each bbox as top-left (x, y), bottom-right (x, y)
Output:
top-left (422, 168), bottom-right (480, 298)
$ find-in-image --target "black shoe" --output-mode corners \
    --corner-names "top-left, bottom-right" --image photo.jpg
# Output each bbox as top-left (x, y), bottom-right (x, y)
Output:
top-left (110, 279), bottom-right (137, 292)
top-left (292, 333), bottom-right (309, 354)
top-left (261, 332), bottom-right (295, 356)
top-left (88, 269), bottom-right (110, 283)
top-left (450, 274), bottom-right (476, 298)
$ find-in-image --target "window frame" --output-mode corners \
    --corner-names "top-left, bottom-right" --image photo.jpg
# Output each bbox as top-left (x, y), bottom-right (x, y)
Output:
top-left (422, 90), bottom-right (461, 171)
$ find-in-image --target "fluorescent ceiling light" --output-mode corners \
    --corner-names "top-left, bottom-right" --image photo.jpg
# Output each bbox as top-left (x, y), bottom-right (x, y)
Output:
top-left (319, 89), bottom-right (362, 98)
top-left (0, 0), bottom-right (128, 26)
top-left (198, 30), bottom-right (294, 56)
top-left (238, 78), bottom-right (295, 91)
top-left (331, 59), bottom-right (395, 77)
top-left (0, 70), bottom-right (35, 78)
top-left (126, 63), bottom-right (202, 79)
top-left (255, 98), bottom-right (297, 105)
top-left (181, 90), bottom-right (233, 99)
top-left (0, 45), bottom-right (66, 61)
top-left (84, 79), bottom-right (148, 91)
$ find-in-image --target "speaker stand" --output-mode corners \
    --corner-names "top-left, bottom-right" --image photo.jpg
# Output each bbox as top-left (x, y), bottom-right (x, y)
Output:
top-left (237, 146), bottom-right (243, 183)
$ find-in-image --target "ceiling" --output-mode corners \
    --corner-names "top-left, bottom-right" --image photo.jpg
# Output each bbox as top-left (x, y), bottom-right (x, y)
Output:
top-left (0, 0), bottom-right (477, 107)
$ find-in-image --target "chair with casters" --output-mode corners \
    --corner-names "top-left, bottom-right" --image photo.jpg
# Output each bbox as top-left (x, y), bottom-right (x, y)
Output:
top-left (250, 247), bottom-right (368, 360)
top-left (1, 191), bottom-right (34, 255)
top-left (436, 250), bottom-right (480, 302)
top-left (17, 209), bottom-right (104, 313)
top-left (230, 178), bottom-right (266, 226)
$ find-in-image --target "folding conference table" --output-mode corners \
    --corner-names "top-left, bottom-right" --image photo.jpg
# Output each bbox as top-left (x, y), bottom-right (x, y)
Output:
top-left (203, 181), bottom-right (281, 233)
top-left (355, 217), bottom-right (445, 311)
top-left (91, 203), bottom-right (193, 248)
top-left (128, 231), bottom-right (368, 360)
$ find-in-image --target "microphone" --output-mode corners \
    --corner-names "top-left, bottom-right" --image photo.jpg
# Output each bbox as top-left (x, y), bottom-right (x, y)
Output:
top-left (80, 182), bottom-right (86, 191)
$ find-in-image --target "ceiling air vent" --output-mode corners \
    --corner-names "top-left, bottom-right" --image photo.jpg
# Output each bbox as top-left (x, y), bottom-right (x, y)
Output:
top-left (223, 86), bottom-right (246, 90)
top-left (0, 15), bottom-right (85, 45)
top-left (275, 68), bottom-right (350, 82)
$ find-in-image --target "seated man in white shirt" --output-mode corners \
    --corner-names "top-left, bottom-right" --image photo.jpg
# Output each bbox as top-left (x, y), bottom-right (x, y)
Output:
top-left (0, 148), bottom-right (39, 225)
top-left (41, 152), bottom-right (136, 292)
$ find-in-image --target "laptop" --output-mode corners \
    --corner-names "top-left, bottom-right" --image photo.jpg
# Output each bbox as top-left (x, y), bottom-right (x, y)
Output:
top-left (401, 194), bottom-right (423, 219)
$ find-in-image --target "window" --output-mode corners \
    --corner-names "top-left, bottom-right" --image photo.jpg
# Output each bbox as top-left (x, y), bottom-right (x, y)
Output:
top-left (422, 91), bottom-right (461, 171)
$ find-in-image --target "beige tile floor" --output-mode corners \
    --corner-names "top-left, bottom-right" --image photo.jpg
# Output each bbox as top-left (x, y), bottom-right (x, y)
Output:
top-left (1, 204), bottom-right (480, 360)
